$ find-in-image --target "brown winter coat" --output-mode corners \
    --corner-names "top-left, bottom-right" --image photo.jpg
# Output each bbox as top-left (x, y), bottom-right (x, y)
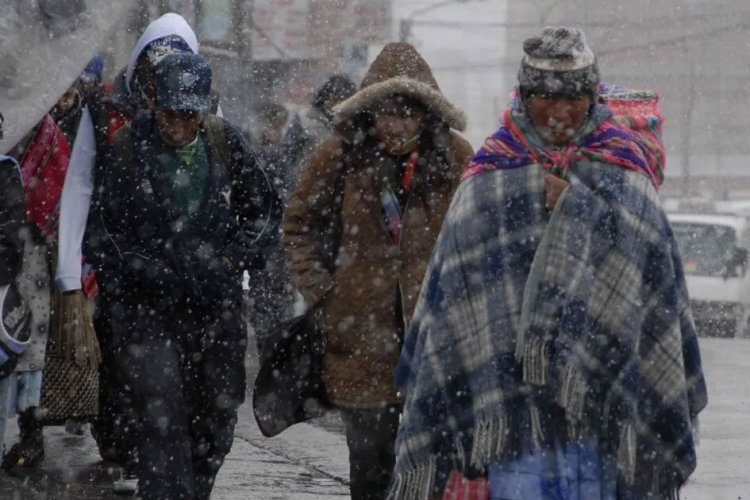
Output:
top-left (283, 43), bottom-right (474, 408)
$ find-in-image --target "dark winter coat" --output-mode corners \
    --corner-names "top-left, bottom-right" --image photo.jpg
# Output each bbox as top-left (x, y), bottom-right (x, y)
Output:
top-left (0, 158), bottom-right (25, 285)
top-left (91, 112), bottom-right (281, 316)
top-left (0, 157), bottom-right (28, 378)
top-left (279, 106), bottom-right (334, 199)
top-left (283, 43), bottom-right (474, 408)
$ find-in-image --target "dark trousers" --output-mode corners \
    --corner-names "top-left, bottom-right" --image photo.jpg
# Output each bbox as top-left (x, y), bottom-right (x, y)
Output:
top-left (91, 302), bottom-right (139, 470)
top-left (340, 404), bottom-right (401, 500)
top-left (110, 302), bottom-right (247, 500)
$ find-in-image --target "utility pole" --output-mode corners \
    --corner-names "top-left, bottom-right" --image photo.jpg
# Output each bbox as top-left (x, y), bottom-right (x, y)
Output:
top-left (399, 0), bottom-right (483, 44)
top-left (399, 18), bottom-right (413, 42)
top-left (237, 0), bottom-right (253, 62)
top-left (680, 60), bottom-right (695, 198)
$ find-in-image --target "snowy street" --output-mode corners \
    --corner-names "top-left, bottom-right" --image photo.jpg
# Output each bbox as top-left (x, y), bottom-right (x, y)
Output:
top-left (682, 338), bottom-right (750, 499)
top-left (0, 337), bottom-right (744, 498)
top-left (0, 327), bottom-right (352, 499)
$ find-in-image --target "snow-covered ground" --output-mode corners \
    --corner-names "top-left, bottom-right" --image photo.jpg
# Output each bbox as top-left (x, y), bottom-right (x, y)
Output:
top-left (682, 338), bottom-right (750, 499)
top-left (1, 336), bottom-right (738, 498)
top-left (228, 336), bottom-right (748, 499)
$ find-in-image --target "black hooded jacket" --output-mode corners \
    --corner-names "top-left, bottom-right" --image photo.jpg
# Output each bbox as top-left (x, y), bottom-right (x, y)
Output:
top-left (0, 158), bottom-right (25, 285)
top-left (90, 111), bottom-right (281, 312)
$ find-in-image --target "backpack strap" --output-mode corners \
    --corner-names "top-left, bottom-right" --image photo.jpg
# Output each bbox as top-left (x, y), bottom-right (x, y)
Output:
top-left (98, 123), bottom-right (136, 219)
top-left (203, 114), bottom-right (232, 172)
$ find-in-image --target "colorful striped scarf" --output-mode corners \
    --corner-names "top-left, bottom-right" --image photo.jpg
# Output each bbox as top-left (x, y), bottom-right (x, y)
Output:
top-left (381, 150), bottom-right (420, 245)
top-left (463, 85), bottom-right (665, 188)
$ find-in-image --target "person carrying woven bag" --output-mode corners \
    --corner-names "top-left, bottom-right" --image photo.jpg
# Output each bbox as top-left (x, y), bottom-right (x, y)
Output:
top-left (0, 152), bottom-right (34, 456)
top-left (1, 112), bottom-right (101, 471)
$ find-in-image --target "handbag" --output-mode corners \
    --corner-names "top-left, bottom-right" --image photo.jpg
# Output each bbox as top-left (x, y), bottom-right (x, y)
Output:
top-left (252, 307), bottom-right (330, 437)
top-left (253, 145), bottom-right (350, 437)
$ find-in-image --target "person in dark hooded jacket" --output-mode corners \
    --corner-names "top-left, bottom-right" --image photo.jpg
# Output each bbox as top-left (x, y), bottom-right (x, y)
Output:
top-left (92, 52), bottom-right (280, 500)
top-left (280, 74), bottom-right (356, 199)
top-left (55, 14), bottom-right (213, 490)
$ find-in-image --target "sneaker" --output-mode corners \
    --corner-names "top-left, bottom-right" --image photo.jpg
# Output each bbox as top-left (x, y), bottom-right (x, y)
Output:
top-left (113, 470), bottom-right (138, 496)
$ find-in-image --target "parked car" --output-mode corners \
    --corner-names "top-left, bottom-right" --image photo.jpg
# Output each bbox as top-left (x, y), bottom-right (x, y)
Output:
top-left (669, 212), bottom-right (750, 337)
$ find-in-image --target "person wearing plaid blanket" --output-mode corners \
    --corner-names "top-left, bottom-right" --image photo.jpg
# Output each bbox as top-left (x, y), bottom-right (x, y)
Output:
top-left (390, 27), bottom-right (707, 500)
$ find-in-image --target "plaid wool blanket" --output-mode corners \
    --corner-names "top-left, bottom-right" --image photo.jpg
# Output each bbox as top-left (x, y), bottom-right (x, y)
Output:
top-left (390, 156), bottom-right (707, 498)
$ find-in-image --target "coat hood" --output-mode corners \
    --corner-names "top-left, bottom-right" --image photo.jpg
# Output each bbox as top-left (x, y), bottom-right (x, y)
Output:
top-left (333, 43), bottom-right (466, 131)
top-left (125, 13), bottom-right (199, 94)
top-left (0, 156), bottom-right (19, 169)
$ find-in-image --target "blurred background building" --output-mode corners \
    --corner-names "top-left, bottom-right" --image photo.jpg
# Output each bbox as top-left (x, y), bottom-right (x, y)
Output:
top-left (107, 0), bottom-right (391, 139)
top-left (103, 0), bottom-right (749, 200)
top-left (504, 0), bottom-right (750, 200)
top-left (398, 0), bottom-right (750, 201)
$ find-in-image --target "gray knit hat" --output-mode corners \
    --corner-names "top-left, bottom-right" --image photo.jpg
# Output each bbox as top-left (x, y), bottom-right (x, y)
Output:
top-left (518, 27), bottom-right (600, 97)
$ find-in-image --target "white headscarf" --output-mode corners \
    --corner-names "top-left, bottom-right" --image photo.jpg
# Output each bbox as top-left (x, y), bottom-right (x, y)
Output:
top-left (125, 13), bottom-right (199, 94)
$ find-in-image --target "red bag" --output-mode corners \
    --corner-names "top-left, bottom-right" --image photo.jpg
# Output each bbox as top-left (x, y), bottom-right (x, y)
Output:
top-left (18, 114), bottom-right (71, 239)
top-left (441, 470), bottom-right (489, 500)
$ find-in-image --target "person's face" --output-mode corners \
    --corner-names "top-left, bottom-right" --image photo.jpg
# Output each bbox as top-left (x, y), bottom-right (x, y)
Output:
top-left (373, 97), bottom-right (424, 155)
top-left (155, 110), bottom-right (201, 148)
top-left (525, 93), bottom-right (592, 145)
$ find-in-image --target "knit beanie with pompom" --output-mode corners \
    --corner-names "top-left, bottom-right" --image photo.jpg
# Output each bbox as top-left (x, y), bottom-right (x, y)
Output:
top-left (518, 26), bottom-right (600, 98)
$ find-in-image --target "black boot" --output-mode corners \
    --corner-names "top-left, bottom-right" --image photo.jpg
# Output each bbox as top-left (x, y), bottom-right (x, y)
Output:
top-left (2, 407), bottom-right (45, 469)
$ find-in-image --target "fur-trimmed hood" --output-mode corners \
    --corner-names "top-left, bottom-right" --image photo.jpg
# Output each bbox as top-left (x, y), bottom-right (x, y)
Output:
top-left (333, 43), bottom-right (466, 131)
